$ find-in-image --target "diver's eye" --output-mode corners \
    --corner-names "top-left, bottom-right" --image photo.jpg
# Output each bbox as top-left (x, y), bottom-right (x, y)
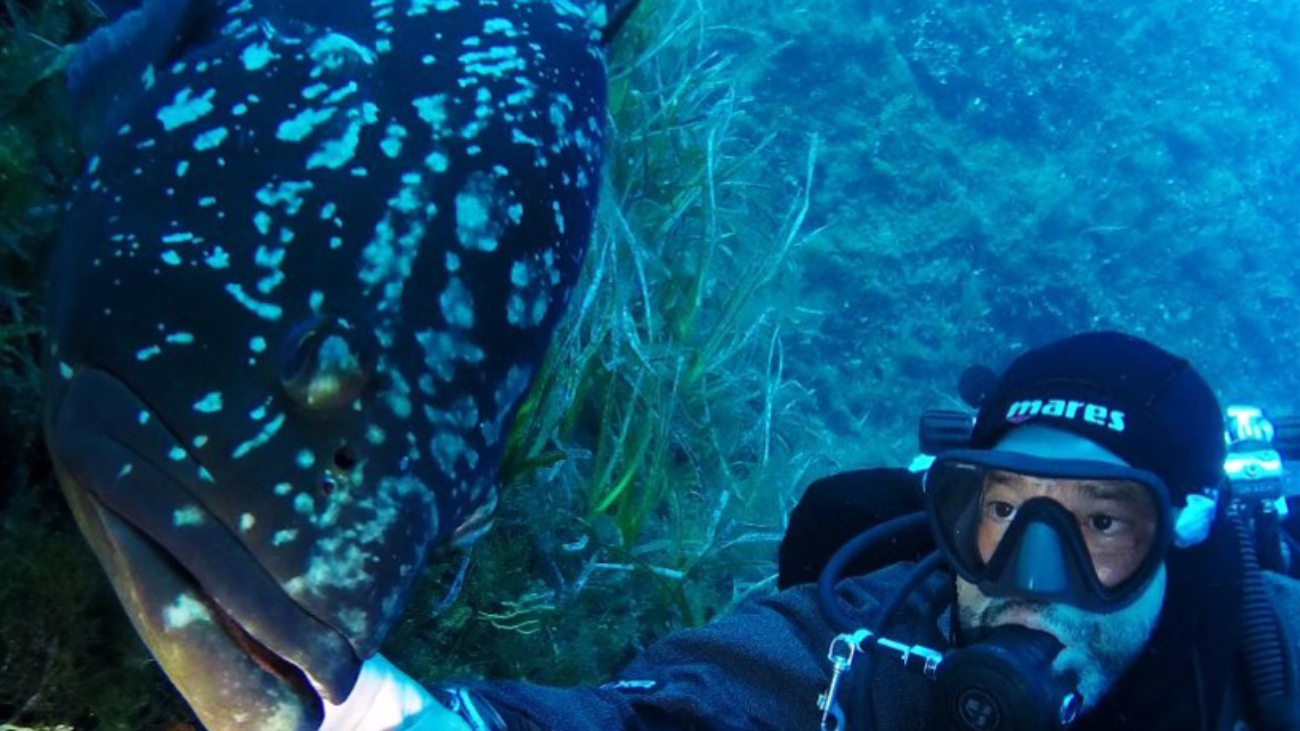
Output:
top-left (986, 501), bottom-right (1016, 521)
top-left (280, 314), bottom-right (377, 411)
top-left (1087, 514), bottom-right (1121, 535)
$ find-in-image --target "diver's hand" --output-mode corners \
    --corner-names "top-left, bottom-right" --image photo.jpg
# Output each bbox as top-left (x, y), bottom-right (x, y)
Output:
top-left (320, 654), bottom-right (471, 731)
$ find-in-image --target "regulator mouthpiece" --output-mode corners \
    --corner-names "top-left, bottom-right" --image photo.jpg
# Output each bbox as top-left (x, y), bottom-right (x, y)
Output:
top-left (934, 625), bottom-right (1082, 731)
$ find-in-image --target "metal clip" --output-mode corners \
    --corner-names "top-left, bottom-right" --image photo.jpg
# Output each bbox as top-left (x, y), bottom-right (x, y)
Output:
top-left (818, 630), bottom-right (871, 730)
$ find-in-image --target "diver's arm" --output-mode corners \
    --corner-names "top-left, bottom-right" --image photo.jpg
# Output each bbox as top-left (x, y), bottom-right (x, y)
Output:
top-left (435, 578), bottom-right (893, 731)
top-left (319, 654), bottom-right (471, 731)
top-left (332, 565), bottom-right (932, 730)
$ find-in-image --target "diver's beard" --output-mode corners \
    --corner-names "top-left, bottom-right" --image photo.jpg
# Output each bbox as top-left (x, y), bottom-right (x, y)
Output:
top-left (955, 566), bottom-right (1167, 712)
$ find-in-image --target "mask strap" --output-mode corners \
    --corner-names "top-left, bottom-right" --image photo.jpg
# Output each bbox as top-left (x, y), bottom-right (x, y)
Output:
top-left (1174, 493), bottom-right (1217, 548)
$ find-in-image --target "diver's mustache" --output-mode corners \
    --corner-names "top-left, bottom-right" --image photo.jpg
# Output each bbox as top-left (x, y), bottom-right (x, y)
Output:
top-left (982, 597), bottom-right (1054, 625)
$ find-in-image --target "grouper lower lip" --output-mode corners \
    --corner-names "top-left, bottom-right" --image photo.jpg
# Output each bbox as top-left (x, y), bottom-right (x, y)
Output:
top-left (46, 366), bottom-right (361, 722)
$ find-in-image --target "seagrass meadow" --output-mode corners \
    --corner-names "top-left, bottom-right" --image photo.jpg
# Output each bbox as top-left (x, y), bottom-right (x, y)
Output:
top-left (1, 0), bottom-right (1299, 727)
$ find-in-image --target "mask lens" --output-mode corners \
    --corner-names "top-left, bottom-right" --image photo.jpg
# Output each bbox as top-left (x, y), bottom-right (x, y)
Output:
top-left (925, 452), bottom-right (1170, 606)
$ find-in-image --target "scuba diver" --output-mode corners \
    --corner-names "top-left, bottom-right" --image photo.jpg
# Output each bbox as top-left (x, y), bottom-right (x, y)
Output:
top-left (319, 331), bottom-right (1299, 730)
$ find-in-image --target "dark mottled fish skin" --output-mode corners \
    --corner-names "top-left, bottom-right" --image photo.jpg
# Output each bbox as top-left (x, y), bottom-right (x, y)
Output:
top-left (44, 0), bottom-right (608, 726)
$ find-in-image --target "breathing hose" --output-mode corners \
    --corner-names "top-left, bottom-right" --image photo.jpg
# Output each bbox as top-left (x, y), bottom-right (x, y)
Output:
top-left (1230, 507), bottom-right (1299, 730)
top-left (817, 512), bottom-right (931, 634)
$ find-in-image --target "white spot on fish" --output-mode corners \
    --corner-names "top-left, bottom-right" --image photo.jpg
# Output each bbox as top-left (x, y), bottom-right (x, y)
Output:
top-left (157, 87), bottom-right (217, 131)
top-left (254, 211), bottom-right (273, 235)
top-left (225, 283), bottom-right (283, 321)
top-left (160, 251), bottom-right (183, 266)
top-left (241, 41), bottom-right (278, 71)
top-left (169, 447), bottom-right (187, 461)
top-left (460, 45), bottom-right (524, 79)
top-left (257, 180), bottom-right (315, 215)
top-left (273, 529), bottom-right (298, 546)
top-left (426, 151), bottom-right (450, 173)
top-left (194, 127), bottom-right (229, 151)
top-left (326, 81), bottom-right (360, 105)
top-left (412, 0), bottom-right (459, 15)
top-left (240, 513), bottom-right (256, 532)
top-left (306, 103), bottom-right (377, 170)
top-left (163, 594), bottom-right (212, 630)
top-left (194, 392), bottom-right (223, 414)
top-left (297, 450), bottom-right (316, 469)
top-left (416, 329), bottom-right (485, 382)
top-left (205, 247), bottom-right (231, 269)
top-left (173, 505), bottom-right (204, 526)
top-left (455, 173), bottom-right (511, 251)
top-left (251, 336), bottom-right (267, 353)
top-left (413, 94), bottom-right (449, 130)
top-left (381, 123), bottom-right (407, 158)
top-left (440, 277), bottom-right (475, 328)
top-left (277, 107), bottom-right (338, 142)
top-left (553, 201), bottom-right (566, 233)
top-left (232, 412), bottom-right (286, 458)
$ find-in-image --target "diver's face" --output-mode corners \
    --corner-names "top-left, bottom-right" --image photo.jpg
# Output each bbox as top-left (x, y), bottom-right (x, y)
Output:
top-left (956, 473), bottom-right (1166, 711)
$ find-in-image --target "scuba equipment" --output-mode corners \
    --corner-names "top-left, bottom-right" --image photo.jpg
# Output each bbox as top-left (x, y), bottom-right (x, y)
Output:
top-left (806, 403), bottom-right (1300, 730)
top-left (1223, 406), bottom-right (1300, 730)
top-left (804, 332), bottom-right (1299, 730)
top-left (815, 515), bottom-right (1083, 731)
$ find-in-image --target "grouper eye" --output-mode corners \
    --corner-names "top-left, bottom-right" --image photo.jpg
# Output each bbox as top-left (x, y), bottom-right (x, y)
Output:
top-left (279, 314), bottom-right (377, 411)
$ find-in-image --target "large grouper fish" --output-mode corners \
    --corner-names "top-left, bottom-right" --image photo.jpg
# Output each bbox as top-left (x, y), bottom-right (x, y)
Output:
top-left (41, 0), bottom-right (637, 727)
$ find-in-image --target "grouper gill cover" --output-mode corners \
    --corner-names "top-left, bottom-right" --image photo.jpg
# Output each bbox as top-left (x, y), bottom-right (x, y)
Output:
top-left (41, 0), bottom-right (610, 726)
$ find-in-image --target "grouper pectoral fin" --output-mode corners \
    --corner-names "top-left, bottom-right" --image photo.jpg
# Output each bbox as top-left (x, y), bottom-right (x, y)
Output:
top-left (46, 367), bottom-right (361, 722)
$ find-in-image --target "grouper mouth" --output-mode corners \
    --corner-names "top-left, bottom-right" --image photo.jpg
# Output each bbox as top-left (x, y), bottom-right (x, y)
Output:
top-left (47, 367), bottom-right (361, 730)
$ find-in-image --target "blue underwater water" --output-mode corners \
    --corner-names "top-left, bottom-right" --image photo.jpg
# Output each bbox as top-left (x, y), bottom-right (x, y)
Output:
top-left (0, 0), bottom-right (1298, 727)
top-left (738, 0), bottom-right (1300, 447)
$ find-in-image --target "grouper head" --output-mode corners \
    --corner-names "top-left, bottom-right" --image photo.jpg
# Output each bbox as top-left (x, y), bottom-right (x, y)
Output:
top-left (42, 0), bottom-right (622, 727)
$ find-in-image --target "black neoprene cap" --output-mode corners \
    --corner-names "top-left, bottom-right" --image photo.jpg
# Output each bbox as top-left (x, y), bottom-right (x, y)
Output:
top-left (969, 331), bottom-right (1225, 503)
